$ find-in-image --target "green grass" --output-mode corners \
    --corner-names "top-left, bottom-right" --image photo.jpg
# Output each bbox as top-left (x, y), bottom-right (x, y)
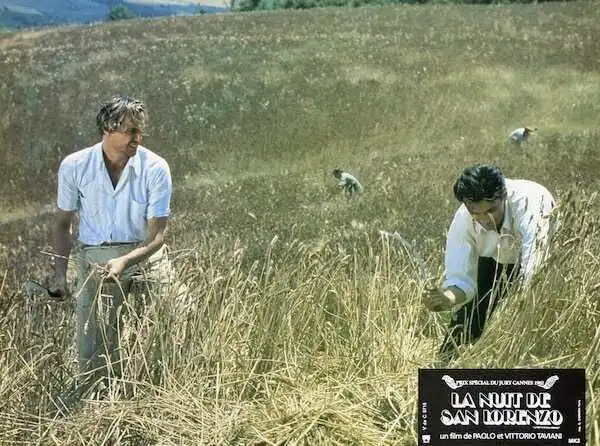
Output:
top-left (0, 2), bottom-right (599, 444)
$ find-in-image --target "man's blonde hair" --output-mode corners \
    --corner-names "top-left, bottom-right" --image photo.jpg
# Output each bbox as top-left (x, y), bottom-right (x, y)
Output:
top-left (96, 95), bottom-right (147, 137)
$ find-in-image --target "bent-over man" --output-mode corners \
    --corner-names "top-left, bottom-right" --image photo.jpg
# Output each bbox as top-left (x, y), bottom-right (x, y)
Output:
top-left (424, 164), bottom-right (555, 363)
top-left (333, 168), bottom-right (363, 197)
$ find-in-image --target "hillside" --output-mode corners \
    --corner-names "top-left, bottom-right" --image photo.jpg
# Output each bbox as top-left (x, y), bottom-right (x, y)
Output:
top-left (0, 0), bottom-right (227, 29)
top-left (1, 2), bottom-right (599, 243)
top-left (1, 3), bottom-right (600, 444)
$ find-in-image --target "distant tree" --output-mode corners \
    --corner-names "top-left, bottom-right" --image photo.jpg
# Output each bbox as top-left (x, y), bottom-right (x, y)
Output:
top-left (238, 0), bottom-right (261, 10)
top-left (107, 5), bottom-right (136, 21)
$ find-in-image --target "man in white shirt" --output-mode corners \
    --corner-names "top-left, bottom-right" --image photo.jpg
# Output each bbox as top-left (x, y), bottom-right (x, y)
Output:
top-left (424, 164), bottom-right (555, 363)
top-left (333, 168), bottom-right (363, 197)
top-left (50, 96), bottom-right (172, 392)
top-left (509, 127), bottom-right (536, 144)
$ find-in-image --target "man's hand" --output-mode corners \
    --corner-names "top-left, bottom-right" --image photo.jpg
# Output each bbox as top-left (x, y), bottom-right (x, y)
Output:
top-left (424, 288), bottom-right (455, 311)
top-left (51, 209), bottom-right (74, 298)
top-left (48, 274), bottom-right (68, 299)
top-left (423, 286), bottom-right (467, 312)
top-left (104, 256), bottom-right (129, 280)
top-left (424, 285), bottom-right (470, 312)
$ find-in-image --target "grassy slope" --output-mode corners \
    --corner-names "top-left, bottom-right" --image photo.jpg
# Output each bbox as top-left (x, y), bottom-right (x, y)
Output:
top-left (1, 3), bottom-right (599, 239)
top-left (0, 3), bottom-right (599, 444)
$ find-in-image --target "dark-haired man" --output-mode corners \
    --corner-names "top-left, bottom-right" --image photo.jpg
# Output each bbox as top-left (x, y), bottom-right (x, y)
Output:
top-left (424, 164), bottom-right (556, 362)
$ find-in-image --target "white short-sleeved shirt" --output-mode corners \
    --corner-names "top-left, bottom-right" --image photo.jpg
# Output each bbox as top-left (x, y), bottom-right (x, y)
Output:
top-left (57, 142), bottom-right (172, 246)
top-left (339, 172), bottom-right (363, 192)
top-left (442, 179), bottom-right (555, 303)
top-left (509, 128), bottom-right (527, 142)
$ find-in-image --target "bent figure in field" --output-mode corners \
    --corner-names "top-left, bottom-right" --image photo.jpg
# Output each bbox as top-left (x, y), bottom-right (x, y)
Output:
top-left (509, 126), bottom-right (537, 144)
top-left (49, 95), bottom-right (173, 398)
top-left (333, 168), bottom-right (363, 197)
top-left (423, 164), bottom-right (555, 363)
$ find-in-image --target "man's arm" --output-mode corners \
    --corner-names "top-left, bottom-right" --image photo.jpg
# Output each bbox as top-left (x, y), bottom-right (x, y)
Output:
top-left (423, 206), bottom-right (477, 312)
top-left (105, 217), bottom-right (168, 278)
top-left (51, 209), bottom-right (75, 294)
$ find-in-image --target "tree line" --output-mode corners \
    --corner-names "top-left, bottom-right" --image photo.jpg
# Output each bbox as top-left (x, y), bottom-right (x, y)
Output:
top-left (235, 0), bottom-right (575, 11)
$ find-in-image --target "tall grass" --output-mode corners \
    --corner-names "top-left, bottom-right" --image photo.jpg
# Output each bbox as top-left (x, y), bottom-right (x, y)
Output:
top-left (0, 190), bottom-right (598, 444)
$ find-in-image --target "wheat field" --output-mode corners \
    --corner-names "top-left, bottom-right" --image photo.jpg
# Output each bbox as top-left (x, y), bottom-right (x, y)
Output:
top-left (0, 2), bottom-right (599, 444)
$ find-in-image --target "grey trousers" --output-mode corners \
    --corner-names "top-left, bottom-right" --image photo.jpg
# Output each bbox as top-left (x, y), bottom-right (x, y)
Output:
top-left (75, 244), bottom-right (171, 381)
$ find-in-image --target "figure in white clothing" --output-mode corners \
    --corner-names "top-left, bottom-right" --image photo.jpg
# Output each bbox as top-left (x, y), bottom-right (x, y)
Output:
top-left (333, 168), bottom-right (363, 197)
top-left (509, 126), bottom-right (537, 144)
top-left (423, 164), bottom-right (556, 363)
top-left (49, 96), bottom-right (173, 405)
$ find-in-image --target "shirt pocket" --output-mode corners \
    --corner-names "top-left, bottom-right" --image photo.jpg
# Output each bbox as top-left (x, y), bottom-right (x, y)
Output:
top-left (126, 181), bottom-right (148, 227)
top-left (79, 180), bottom-right (103, 218)
top-left (129, 195), bottom-right (148, 222)
top-left (497, 232), bottom-right (521, 264)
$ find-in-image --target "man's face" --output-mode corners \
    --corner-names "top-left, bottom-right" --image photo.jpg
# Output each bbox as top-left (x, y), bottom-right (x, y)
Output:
top-left (104, 117), bottom-right (144, 159)
top-left (464, 197), bottom-right (505, 231)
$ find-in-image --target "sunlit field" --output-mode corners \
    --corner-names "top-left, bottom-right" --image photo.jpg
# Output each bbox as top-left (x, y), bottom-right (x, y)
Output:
top-left (0, 2), bottom-right (599, 444)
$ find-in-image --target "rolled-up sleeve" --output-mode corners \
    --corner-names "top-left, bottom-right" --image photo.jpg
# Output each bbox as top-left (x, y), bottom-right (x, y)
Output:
top-left (57, 157), bottom-right (79, 212)
top-left (147, 159), bottom-right (172, 219)
top-left (517, 191), bottom-right (556, 285)
top-left (442, 207), bottom-right (478, 303)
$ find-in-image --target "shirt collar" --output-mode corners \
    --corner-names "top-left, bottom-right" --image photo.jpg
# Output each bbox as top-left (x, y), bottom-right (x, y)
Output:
top-left (93, 142), bottom-right (104, 171)
top-left (470, 196), bottom-right (514, 235)
top-left (128, 148), bottom-right (142, 176)
top-left (499, 197), bottom-right (513, 234)
top-left (95, 142), bottom-right (142, 176)
top-left (500, 180), bottom-right (517, 234)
